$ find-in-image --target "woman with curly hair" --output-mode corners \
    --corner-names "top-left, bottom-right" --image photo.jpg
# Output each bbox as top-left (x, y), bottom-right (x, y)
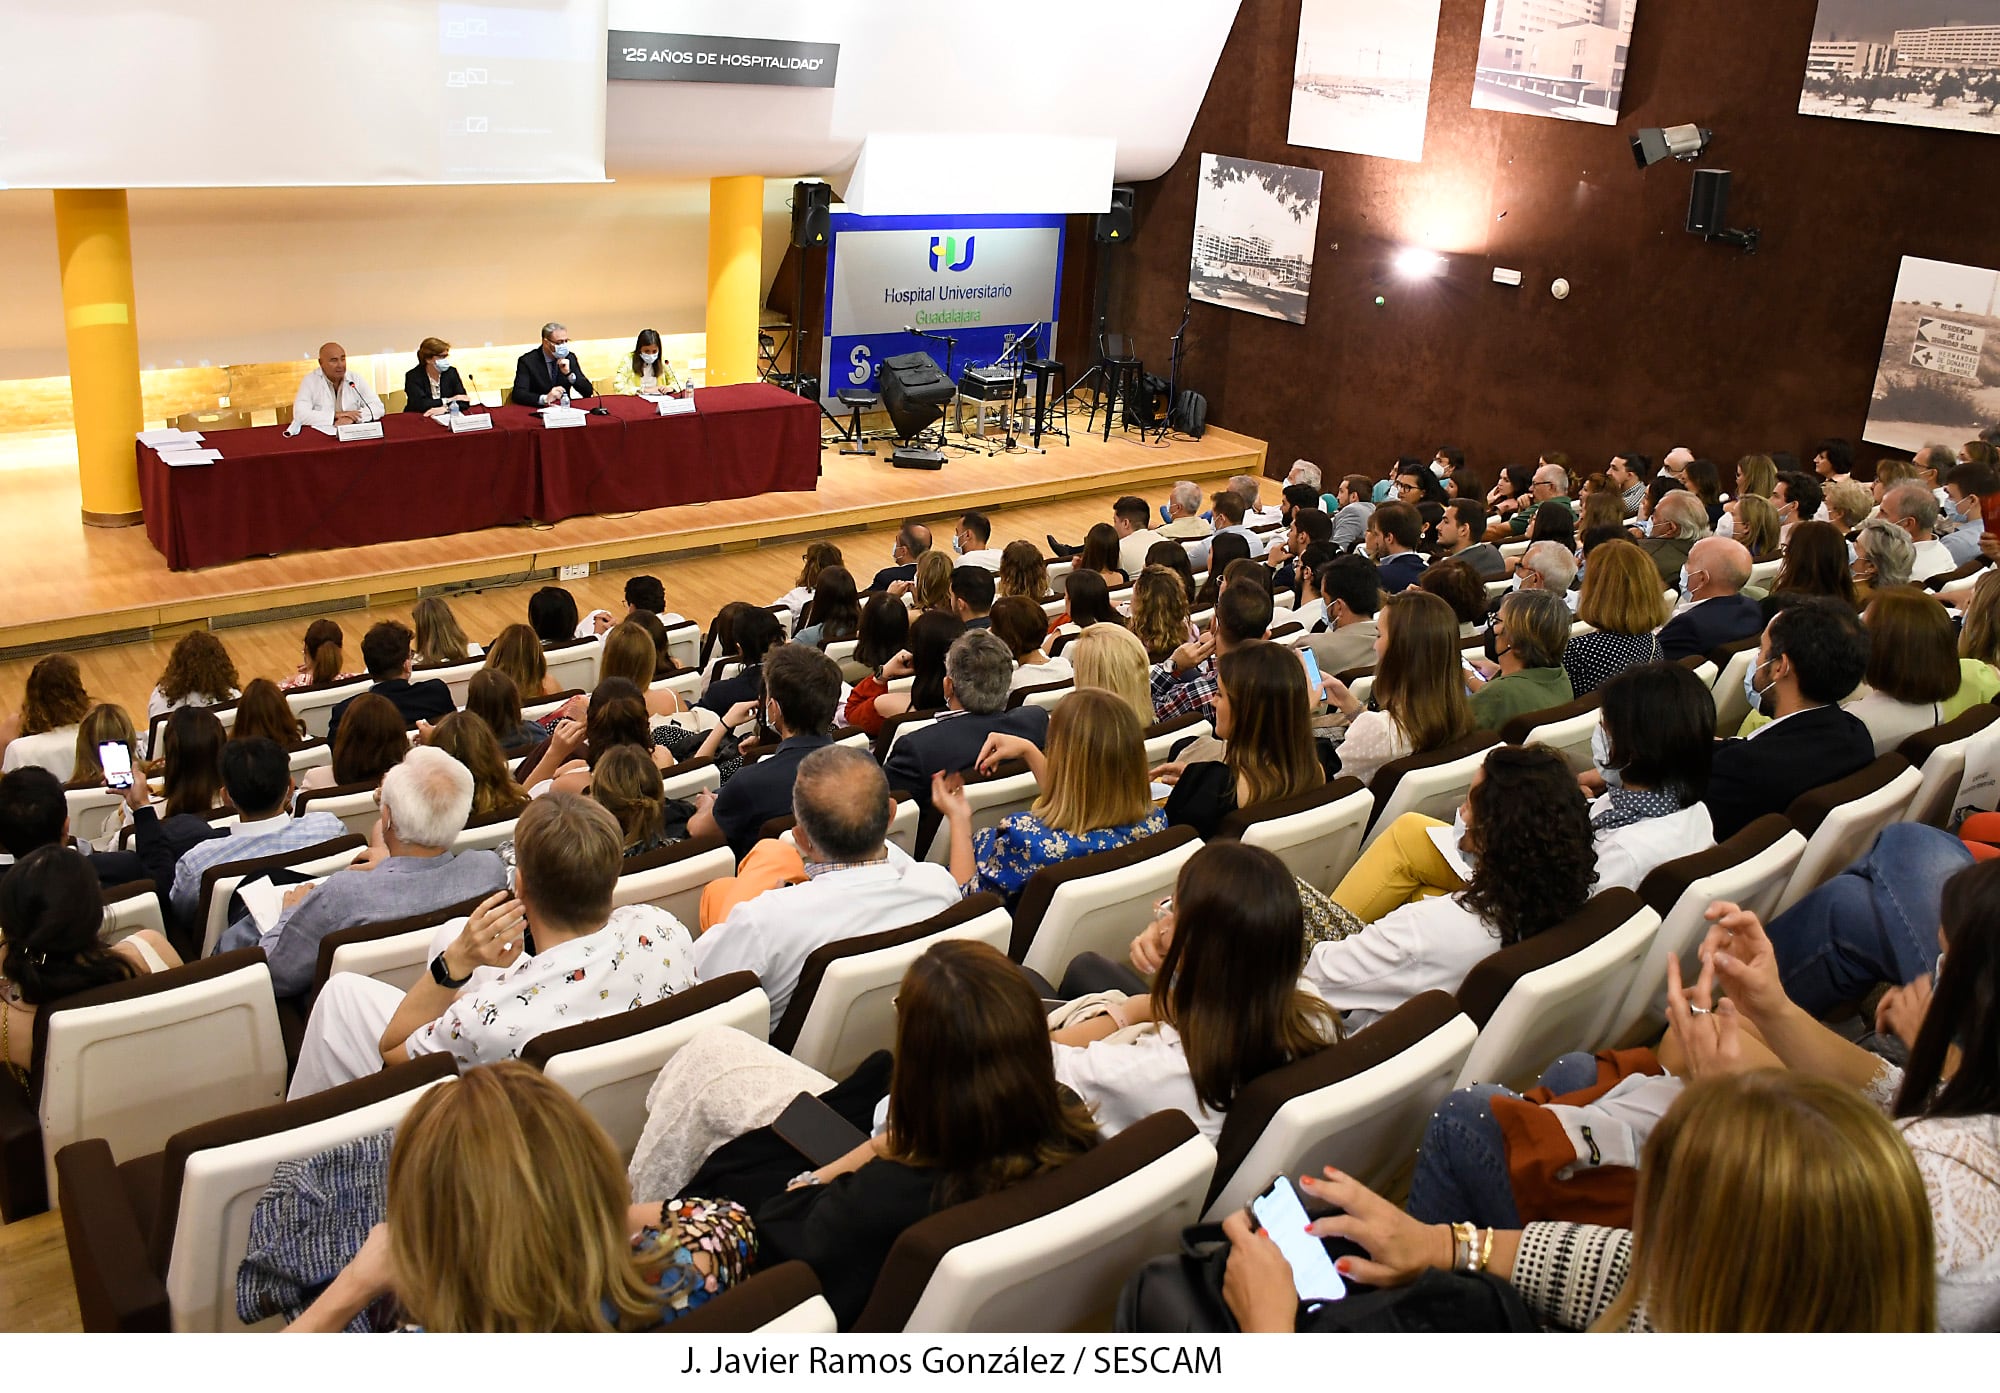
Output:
top-left (997, 540), bottom-right (1050, 601)
top-left (1309, 745), bottom-right (1597, 1029)
top-left (147, 632), bottom-right (240, 731)
top-left (1, 654), bottom-right (94, 780)
top-left (1128, 565), bottom-right (1195, 664)
top-left (1416, 557), bottom-right (1489, 632)
top-left (229, 678), bottom-right (309, 750)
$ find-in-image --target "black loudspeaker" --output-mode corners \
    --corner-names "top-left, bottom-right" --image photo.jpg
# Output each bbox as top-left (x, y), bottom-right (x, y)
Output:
top-left (1096, 185), bottom-right (1136, 244)
top-left (1687, 169), bottom-right (1731, 237)
top-left (792, 181), bottom-right (832, 248)
top-left (878, 352), bottom-right (956, 442)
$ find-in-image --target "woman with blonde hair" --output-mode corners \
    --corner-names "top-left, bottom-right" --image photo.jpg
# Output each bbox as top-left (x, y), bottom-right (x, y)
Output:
top-left (1128, 565), bottom-right (1195, 664)
top-left (411, 596), bottom-right (477, 666)
top-left (0, 654), bottom-right (93, 779)
top-left (1217, 1070), bottom-right (1934, 1332)
top-left (1322, 590), bottom-right (1475, 786)
top-left (483, 623), bottom-right (557, 698)
top-left (65, 704), bottom-right (140, 790)
top-left (1733, 493), bottom-right (1783, 563)
top-left (905, 548), bottom-right (954, 615)
top-left (290, 1062), bottom-right (755, 1332)
top-left (1822, 479), bottom-right (1875, 536)
top-left (1562, 538), bottom-right (1667, 696)
top-left (230, 679), bottom-right (308, 749)
top-left (424, 711), bottom-right (530, 821)
top-left (1156, 641), bottom-right (1323, 840)
top-left (1069, 622), bottom-right (1155, 729)
top-left (997, 540), bottom-right (1050, 601)
top-left (589, 744), bottom-right (675, 856)
top-left (147, 631), bottom-right (240, 729)
top-left (597, 621), bottom-right (683, 719)
top-left (936, 687), bottom-right (1165, 905)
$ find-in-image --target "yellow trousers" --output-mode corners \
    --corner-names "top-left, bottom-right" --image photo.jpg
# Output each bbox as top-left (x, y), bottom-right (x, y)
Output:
top-left (1332, 812), bottom-right (1466, 922)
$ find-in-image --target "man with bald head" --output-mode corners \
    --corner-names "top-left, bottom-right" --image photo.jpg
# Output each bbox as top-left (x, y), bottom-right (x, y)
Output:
top-left (1658, 536), bottom-right (1761, 660)
top-left (291, 342), bottom-right (385, 433)
top-left (870, 520), bottom-right (933, 591)
top-left (691, 744), bottom-right (960, 1034)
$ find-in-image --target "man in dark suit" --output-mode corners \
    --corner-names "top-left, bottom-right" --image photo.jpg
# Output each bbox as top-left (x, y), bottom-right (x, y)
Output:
top-left (1659, 537), bottom-right (1764, 661)
top-left (0, 767), bottom-right (151, 887)
top-left (884, 629), bottom-right (1050, 815)
top-left (868, 522), bottom-right (931, 592)
top-left (510, 322), bottom-right (594, 406)
top-left (327, 621), bottom-right (455, 741)
top-left (1703, 597), bottom-right (1874, 841)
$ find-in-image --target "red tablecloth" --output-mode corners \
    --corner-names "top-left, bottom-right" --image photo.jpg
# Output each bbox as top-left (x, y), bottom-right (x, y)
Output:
top-left (136, 382), bottom-right (821, 570)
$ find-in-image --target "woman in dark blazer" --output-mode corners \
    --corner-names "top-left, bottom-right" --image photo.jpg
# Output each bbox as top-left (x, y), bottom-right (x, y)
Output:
top-left (403, 336), bottom-right (472, 415)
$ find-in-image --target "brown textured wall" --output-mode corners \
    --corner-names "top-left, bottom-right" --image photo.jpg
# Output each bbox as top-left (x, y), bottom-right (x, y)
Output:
top-left (1101, 0), bottom-right (2000, 483)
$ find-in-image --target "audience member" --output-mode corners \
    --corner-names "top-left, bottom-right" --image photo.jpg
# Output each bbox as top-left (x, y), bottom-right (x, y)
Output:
top-left (686, 644), bottom-right (840, 857)
top-left (411, 596), bottom-right (478, 666)
top-left (464, 669), bottom-right (541, 754)
top-left (1575, 663), bottom-right (1717, 888)
top-left (1264, 507), bottom-right (1333, 593)
top-left (1436, 499), bottom-right (1505, 579)
top-left (221, 746), bottom-right (506, 997)
top-left (1852, 517), bottom-right (1917, 604)
top-left (996, 540), bottom-right (1050, 602)
top-left (1772, 470), bottom-right (1825, 543)
top-left (305, 692), bottom-right (408, 793)
top-left (1658, 537), bottom-right (1760, 660)
top-left (696, 606), bottom-right (784, 716)
top-left (424, 711), bottom-right (531, 821)
top-left (1524, 499), bottom-right (1577, 555)
top-left (1150, 582), bottom-right (1273, 726)
top-left (1465, 590), bottom-right (1573, 730)
top-left (1822, 479), bottom-right (1874, 537)
top-left (229, 679), bottom-right (308, 749)
top-left (1563, 539), bottom-right (1668, 696)
top-left (1191, 533), bottom-right (1253, 608)
top-left (841, 595), bottom-right (914, 736)
top-left (0, 655), bottom-right (92, 780)
top-left (1156, 642), bottom-right (1324, 840)
top-left (1070, 624), bottom-right (1156, 730)
top-left (326, 622), bottom-right (453, 740)
top-left (279, 618), bottom-right (355, 693)
top-left (1418, 558), bottom-right (1488, 632)
top-left (291, 794), bottom-right (696, 1097)
top-left (1305, 556), bottom-right (1383, 676)
top-left (774, 543), bottom-right (843, 623)
top-left (1328, 474), bottom-right (1377, 553)
top-left (949, 564), bottom-right (997, 630)
top-left (146, 631), bottom-right (240, 732)
top-left (1880, 483), bottom-right (1955, 583)
top-left (884, 631), bottom-right (1049, 812)
top-left (1052, 568), bottom-right (1120, 633)
top-left (1761, 519), bottom-right (1857, 622)
top-left (1959, 570), bottom-right (2000, 668)
top-left (1941, 461), bottom-right (1995, 565)
top-left (902, 548), bottom-right (956, 614)
top-left (597, 622), bottom-right (684, 719)
top-left (590, 745), bottom-right (678, 858)
top-left (794, 565), bottom-right (862, 648)
top-left (0, 766), bottom-right (143, 885)
top-left (1606, 452), bottom-right (1651, 516)
top-left (1842, 587), bottom-right (2000, 754)
top-left (1323, 590), bottom-right (1474, 785)
top-left (953, 511), bottom-right (1003, 570)
top-left (528, 585), bottom-right (584, 645)
top-left (166, 737), bottom-right (348, 929)
top-left (64, 703), bottom-right (140, 790)
top-left (1158, 480), bottom-right (1215, 560)
top-left (484, 624), bottom-right (557, 701)
top-left (1497, 462), bottom-right (1571, 539)
top-left (991, 595), bottom-right (1071, 692)
top-left (868, 522), bottom-right (932, 592)
top-left (1144, 540), bottom-right (1198, 604)
top-left (1365, 502), bottom-right (1425, 594)
top-left (870, 609), bottom-right (962, 727)
top-left (1733, 493), bottom-right (1784, 562)
top-left (1128, 566), bottom-right (1195, 664)
top-left (1635, 490), bottom-right (1710, 589)
top-left (1207, 489), bottom-right (1268, 559)
top-left (1704, 598), bottom-right (1874, 840)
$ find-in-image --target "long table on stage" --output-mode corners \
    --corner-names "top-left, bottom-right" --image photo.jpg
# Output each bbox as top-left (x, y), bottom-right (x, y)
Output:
top-left (136, 383), bottom-right (821, 571)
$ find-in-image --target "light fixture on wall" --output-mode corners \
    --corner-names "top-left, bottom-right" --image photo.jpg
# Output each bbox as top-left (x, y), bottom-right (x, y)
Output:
top-left (1631, 124), bottom-right (1712, 169)
top-left (1392, 248), bottom-right (1447, 279)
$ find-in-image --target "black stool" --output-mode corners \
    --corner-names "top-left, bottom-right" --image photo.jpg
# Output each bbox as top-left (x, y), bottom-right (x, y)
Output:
top-left (836, 388), bottom-right (879, 456)
top-left (1029, 359), bottom-right (1068, 447)
top-left (1087, 334), bottom-right (1142, 442)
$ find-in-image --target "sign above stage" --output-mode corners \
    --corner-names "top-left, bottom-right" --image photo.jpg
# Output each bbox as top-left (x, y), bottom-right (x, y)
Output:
top-left (608, 30), bottom-right (840, 87)
top-left (822, 212), bottom-right (1065, 411)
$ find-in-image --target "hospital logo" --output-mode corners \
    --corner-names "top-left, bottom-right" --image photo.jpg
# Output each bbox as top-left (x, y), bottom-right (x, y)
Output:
top-left (928, 236), bottom-right (975, 273)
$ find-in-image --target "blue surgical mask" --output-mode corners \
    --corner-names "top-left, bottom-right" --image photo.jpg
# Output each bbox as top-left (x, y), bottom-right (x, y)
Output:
top-left (433, 356), bottom-right (451, 372)
top-left (640, 351), bottom-right (659, 365)
top-left (1591, 721), bottom-right (1623, 789)
top-left (551, 343), bottom-right (571, 359)
top-left (952, 533), bottom-right (965, 555)
top-left (1637, 517), bottom-right (1655, 537)
top-left (1744, 657), bottom-right (1773, 714)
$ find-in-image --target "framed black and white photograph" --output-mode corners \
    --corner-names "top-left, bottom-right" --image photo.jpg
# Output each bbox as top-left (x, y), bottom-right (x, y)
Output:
top-left (1471, 0), bottom-right (1638, 125)
top-left (1188, 153), bottom-right (1323, 326)
top-left (1863, 256), bottom-right (2000, 451)
top-left (1800, 1), bottom-right (2000, 135)
top-left (1287, 0), bottom-right (1443, 162)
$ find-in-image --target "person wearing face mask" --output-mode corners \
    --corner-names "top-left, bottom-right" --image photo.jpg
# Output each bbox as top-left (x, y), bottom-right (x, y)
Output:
top-left (1940, 461), bottom-right (1996, 565)
top-left (1311, 746), bottom-right (1598, 1030)
top-left (613, 328), bottom-right (683, 397)
top-left (1464, 590), bottom-right (1573, 731)
top-left (950, 511), bottom-right (1004, 570)
top-left (1658, 537), bottom-right (1762, 661)
top-left (402, 337), bottom-right (473, 416)
top-left (1574, 664), bottom-right (1716, 891)
top-left (510, 321), bottom-right (595, 407)
top-left (1702, 598), bottom-right (1875, 842)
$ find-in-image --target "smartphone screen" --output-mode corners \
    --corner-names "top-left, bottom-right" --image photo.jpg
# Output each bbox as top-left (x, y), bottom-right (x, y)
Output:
top-left (1249, 1175), bottom-right (1346, 1302)
top-left (99, 741), bottom-right (133, 790)
top-left (1297, 645), bottom-right (1323, 697)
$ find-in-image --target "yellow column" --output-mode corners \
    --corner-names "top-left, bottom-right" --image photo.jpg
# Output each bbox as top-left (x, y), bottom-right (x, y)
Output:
top-left (53, 190), bottom-right (146, 525)
top-left (705, 176), bottom-right (764, 387)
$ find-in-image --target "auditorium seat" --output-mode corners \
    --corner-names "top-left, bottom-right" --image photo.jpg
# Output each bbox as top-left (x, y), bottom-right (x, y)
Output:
top-left (411, 654), bottom-right (488, 706)
top-left (771, 798), bottom-right (922, 859)
top-left (171, 409), bottom-right (250, 433)
top-left (611, 833), bottom-right (736, 928)
top-left (850, 1110), bottom-right (1213, 1332)
top-left (875, 709), bottom-right (942, 763)
top-left (658, 754), bottom-right (726, 802)
top-left (542, 638), bottom-right (602, 694)
top-left (522, 973), bottom-right (771, 1162)
top-left (522, 687), bottom-right (587, 723)
top-left (145, 700), bottom-right (240, 757)
top-left (291, 782), bottom-right (383, 836)
top-left (0, 948), bottom-right (286, 1220)
top-left (286, 741), bottom-right (333, 777)
top-left (304, 895), bottom-right (494, 1010)
top-left (1499, 691), bottom-right (1605, 774)
top-left (1005, 677), bottom-right (1072, 712)
top-left (1010, 825), bottom-right (1203, 980)
top-left (194, 834), bottom-right (367, 958)
top-left (65, 785), bottom-right (128, 846)
top-left (56, 1054), bottom-right (457, 1332)
top-left (670, 1262), bottom-right (836, 1334)
top-left (1360, 731), bottom-right (1503, 849)
top-left (1142, 714), bottom-right (1212, 765)
top-left (1612, 814), bottom-right (1805, 1046)
top-left (918, 761), bottom-right (1041, 864)
top-left (1212, 776), bottom-right (1372, 893)
top-left (284, 678), bottom-right (372, 740)
top-left (1747, 558), bottom-right (1783, 591)
top-left (1898, 704), bottom-right (2000, 828)
top-left (449, 807), bottom-right (520, 853)
top-left (98, 881), bottom-right (166, 948)
top-left (1707, 637), bottom-right (1763, 735)
top-left (1774, 754), bottom-right (1923, 914)
top-left (773, 896), bottom-right (1012, 1077)
top-left (1202, 991), bottom-right (1474, 1220)
top-left (1452, 888), bottom-right (1660, 1090)
top-left (653, 669), bottom-right (706, 709)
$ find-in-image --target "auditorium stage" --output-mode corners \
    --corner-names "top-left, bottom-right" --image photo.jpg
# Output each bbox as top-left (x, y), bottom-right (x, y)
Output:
top-left (0, 419), bottom-right (1267, 656)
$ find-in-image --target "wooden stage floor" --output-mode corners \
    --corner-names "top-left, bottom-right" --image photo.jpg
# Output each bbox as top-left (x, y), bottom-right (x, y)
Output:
top-left (0, 420), bottom-right (1266, 655)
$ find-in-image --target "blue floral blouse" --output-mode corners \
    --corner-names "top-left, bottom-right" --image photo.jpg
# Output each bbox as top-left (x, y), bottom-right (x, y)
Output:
top-left (967, 808), bottom-right (1168, 901)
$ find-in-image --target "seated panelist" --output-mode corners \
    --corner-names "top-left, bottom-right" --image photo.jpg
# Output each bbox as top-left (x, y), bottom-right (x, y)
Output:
top-left (403, 337), bottom-right (473, 416)
top-left (292, 342), bottom-right (385, 431)
top-left (613, 328), bottom-right (683, 396)
top-left (510, 321), bottom-right (593, 407)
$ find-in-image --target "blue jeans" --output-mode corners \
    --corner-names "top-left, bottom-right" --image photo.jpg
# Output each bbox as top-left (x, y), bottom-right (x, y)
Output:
top-left (1405, 1052), bottom-right (1600, 1228)
top-left (1764, 823), bottom-right (1970, 1017)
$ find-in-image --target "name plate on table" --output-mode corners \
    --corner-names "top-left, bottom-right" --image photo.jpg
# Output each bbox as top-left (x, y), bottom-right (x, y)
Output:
top-left (336, 420), bottom-right (385, 442)
top-left (541, 406), bottom-right (588, 430)
top-left (656, 394), bottom-right (698, 416)
top-left (444, 411), bottom-right (493, 433)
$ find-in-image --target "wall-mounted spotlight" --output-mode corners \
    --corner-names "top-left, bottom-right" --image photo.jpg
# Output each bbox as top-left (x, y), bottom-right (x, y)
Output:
top-left (1631, 124), bottom-right (1713, 169)
top-left (1392, 248), bottom-right (1447, 279)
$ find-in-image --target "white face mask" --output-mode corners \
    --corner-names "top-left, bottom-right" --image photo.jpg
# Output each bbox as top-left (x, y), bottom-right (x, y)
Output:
top-left (432, 356), bottom-right (451, 372)
top-left (640, 351), bottom-right (659, 365)
top-left (1430, 461), bottom-right (1447, 477)
top-left (1591, 721), bottom-right (1624, 789)
top-left (1450, 808), bottom-right (1477, 870)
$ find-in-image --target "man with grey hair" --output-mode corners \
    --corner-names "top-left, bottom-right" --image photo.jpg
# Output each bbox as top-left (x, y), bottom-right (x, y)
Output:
top-left (1158, 478), bottom-right (1214, 564)
top-left (884, 629), bottom-right (1049, 812)
top-left (693, 746), bottom-right (960, 1034)
top-left (1514, 540), bottom-right (1580, 612)
top-left (1913, 443), bottom-right (1956, 495)
top-left (1491, 462), bottom-right (1573, 540)
top-left (1659, 536), bottom-right (1762, 661)
top-left (1881, 482), bottom-right (1954, 582)
top-left (218, 745), bottom-right (508, 999)
top-left (1636, 488), bottom-right (1710, 588)
top-left (511, 320), bottom-right (594, 405)
top-left (1853, 518), bottom-right (1917, 591)
top-left (1231, 472), bottom-right (1283, 527)
top-left (1285, 459), bottom-right (1324, 494)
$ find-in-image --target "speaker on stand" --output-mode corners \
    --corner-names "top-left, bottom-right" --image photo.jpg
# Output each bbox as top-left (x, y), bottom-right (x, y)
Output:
top-left (788, 181), bottom-right (850, 448)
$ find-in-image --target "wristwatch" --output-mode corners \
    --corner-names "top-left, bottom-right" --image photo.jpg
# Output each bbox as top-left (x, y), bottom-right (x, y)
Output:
top-left (429, 952), bottom-right (473, 989)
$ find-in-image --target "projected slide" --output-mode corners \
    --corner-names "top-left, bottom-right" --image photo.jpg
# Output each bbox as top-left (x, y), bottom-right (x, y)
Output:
top-left (0, 1), bottom-right (606, 188)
